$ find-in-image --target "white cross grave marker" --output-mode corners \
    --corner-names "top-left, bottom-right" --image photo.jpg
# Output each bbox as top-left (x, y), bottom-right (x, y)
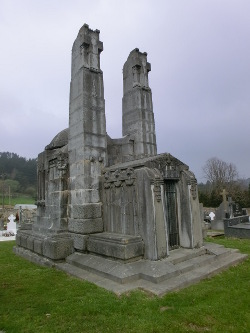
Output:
top-left (7, 214), bottom-right (17, 234)
top-left (209, 212), bottom-right (215, 221)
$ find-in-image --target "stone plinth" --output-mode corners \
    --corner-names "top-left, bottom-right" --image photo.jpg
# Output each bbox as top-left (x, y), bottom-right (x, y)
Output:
top-left (87, 232), bottom-right (144, 261)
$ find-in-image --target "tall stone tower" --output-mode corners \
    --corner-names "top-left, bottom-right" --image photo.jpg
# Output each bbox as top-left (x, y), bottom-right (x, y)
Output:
top-left (122, 48), bottom-right (157, 159)
top-left (68, 24), bottom-right (107, 235)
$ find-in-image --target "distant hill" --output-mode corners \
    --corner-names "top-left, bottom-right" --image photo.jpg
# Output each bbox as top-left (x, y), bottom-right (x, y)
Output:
top-left (0, 152), bottom-right (37, 193)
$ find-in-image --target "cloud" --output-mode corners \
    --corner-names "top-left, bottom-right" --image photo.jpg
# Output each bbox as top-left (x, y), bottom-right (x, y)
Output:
top-left (0, 0), bottom-right (249, 181)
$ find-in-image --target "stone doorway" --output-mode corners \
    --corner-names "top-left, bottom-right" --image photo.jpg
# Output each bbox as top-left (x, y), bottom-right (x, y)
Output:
top-left (164, 181), bottom-right (179, 249)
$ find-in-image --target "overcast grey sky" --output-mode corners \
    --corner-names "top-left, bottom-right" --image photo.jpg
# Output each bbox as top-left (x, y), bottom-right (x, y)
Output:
top-left (0, 0), bottom-right (249, 182)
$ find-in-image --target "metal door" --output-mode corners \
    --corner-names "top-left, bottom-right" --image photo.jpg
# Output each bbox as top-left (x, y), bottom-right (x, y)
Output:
top-left (165, 181), bottom-right (179, 249)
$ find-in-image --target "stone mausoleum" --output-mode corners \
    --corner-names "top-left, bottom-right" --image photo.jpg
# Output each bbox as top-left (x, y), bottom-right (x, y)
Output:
top-left (15, 24), bottom-right (246, 295)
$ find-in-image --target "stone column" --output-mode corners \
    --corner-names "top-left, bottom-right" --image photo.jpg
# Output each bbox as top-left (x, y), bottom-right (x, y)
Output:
top-left (122, 48), bottom-right (157, 159)
top-left (68, 24), bottom-right (107, 235)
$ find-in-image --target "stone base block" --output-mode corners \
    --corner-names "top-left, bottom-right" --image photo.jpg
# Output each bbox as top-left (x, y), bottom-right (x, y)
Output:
top-left (72, 234), bottom-right (89, 251)
top-left (34, 238), bottom-right (43, 255)
top-left (16, 233), bottom-right (21, 246)
top-left (20, 234), bottom-right (29, 248)
top-left (68, 218), bottom-right (103, 234)
top-left (15, 230), bottom-right (75, 260)
top-left (19, 223), bottom-right (33, 230)
top-left (43, 235), bottom-right (74, 260)
top-left (27, 236), bottom-right (34, 251)
top-left (87, 232), bottom-right (144, 261)
top-left (69, 204), bottom-right (102, 219)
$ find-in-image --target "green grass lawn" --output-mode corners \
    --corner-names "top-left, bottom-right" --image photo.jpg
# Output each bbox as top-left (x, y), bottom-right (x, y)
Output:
top-left (0, 238), bottom-right (249, 333)
top-left (0, 195), bottom-right (35, 206)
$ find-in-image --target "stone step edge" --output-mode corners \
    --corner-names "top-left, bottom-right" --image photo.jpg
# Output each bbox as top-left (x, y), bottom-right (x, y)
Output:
top-left (166, 247), bottom-right (207, 264)
top-left (154, 252), bottom-right (248, 297)
top-left (65, 244), bottom-right (240, 285)
top-left (56, 252), bottom-right (248, 296)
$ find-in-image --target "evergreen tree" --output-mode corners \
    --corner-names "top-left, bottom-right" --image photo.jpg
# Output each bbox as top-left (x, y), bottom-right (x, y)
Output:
top-left (0, 152), bottom-right (37, 194)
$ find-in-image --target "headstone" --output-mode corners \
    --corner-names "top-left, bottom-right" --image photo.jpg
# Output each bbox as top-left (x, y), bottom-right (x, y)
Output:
top-left (228, 197), bottom-right (234, 218)
top-left (209, 212), bottom-right (215, 220)
top-left (215, 201), bottom-right (229, 221)
top-left (228, 197), bottom-right (246, 218)
top-left (220, 189), bottom-right (228, 209)
top-left (233, 203), bottom-right (243, 217)
top-left (7, 214), bottom-right (17, 234)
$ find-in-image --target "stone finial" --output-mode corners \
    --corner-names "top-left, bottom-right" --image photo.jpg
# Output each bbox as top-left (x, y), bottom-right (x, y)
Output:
top-left (123, 48), bottom-right (151, 92)
top-left (72, 24), bottom-right (103, 76)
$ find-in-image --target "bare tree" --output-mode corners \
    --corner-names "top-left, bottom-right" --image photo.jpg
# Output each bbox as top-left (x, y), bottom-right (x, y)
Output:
top-left (202, 157), bottom-right (238, 192)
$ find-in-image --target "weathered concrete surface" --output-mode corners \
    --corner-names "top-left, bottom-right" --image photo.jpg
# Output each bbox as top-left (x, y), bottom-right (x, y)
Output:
top-left (15, 24), bottom-right (244, 293)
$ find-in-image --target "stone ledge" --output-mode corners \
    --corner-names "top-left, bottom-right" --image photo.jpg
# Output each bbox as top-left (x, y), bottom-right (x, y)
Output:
top-left (68, 218), bottom-right (103, 234)
top-left (87, 232), bottom-right (144, 261)
top-left (13, 246), bottom-right (56, 268)
top-left (15, 231), bottom-right (74, 260)
top-left (60, 243), bottom-right (248, 296)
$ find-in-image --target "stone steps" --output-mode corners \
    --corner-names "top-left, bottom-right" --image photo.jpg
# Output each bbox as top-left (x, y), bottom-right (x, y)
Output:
top-left (143, 251), bottom-right (247, 296)
top-left (66, 249), bottom-right (211, 284)
top-left (165, 247), bottom-right (207, 264)
top-left (55, 243), bottom-right (247, 296)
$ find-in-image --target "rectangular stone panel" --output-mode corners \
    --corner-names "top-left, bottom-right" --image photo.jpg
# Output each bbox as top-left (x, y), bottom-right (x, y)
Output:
top-left (72, 234), bottom-right (89, 251)
top-left (43, 235), bottom-right (74, 260)
top-left (69, 203), bottom-right (102, 219)
top-left (87, 232), bottom-right (144, 260)
top-left (20, 234), bottom-right (28, 248)
top-left (68, 218), bottom-right (103, 234)
top-left (69, 189), bottom-right (100, 204)
top-left (16, 233), bottom-right (21, 246)
top-left (34, 239), bottom-right (43, 255)
top-left (26, 236), bottom-right (34, 251)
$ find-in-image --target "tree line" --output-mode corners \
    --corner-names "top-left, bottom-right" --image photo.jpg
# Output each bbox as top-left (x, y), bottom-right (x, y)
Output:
top-left (0, 152), bottom-right (37, 198)
top-left (198, 157), bottom-right (250, 208)
top-left (0, 152), bottom-right (249, 208)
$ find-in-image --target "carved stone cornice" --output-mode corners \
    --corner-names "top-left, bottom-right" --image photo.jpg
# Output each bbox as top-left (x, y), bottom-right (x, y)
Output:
top-left (182, 170), bottom-right (198, 200)
top-left (48, 153), bottom-right (68, 175)
top-left (145, 154), bottom-right (182, 180)
top-left (190, 179), bottom-right (198, 200)
top-left (153, 175), bottom-right (164, 202)
top-left (57, 153), bottom-right (68, 173)
top-left (36, 200), bottom-right (45, 207)
top-left (103, 167), bottom-right (136, 189)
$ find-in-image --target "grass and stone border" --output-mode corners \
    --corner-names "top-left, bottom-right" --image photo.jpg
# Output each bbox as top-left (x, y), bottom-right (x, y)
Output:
top-left (0, 237), bottom-right (249, 332)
